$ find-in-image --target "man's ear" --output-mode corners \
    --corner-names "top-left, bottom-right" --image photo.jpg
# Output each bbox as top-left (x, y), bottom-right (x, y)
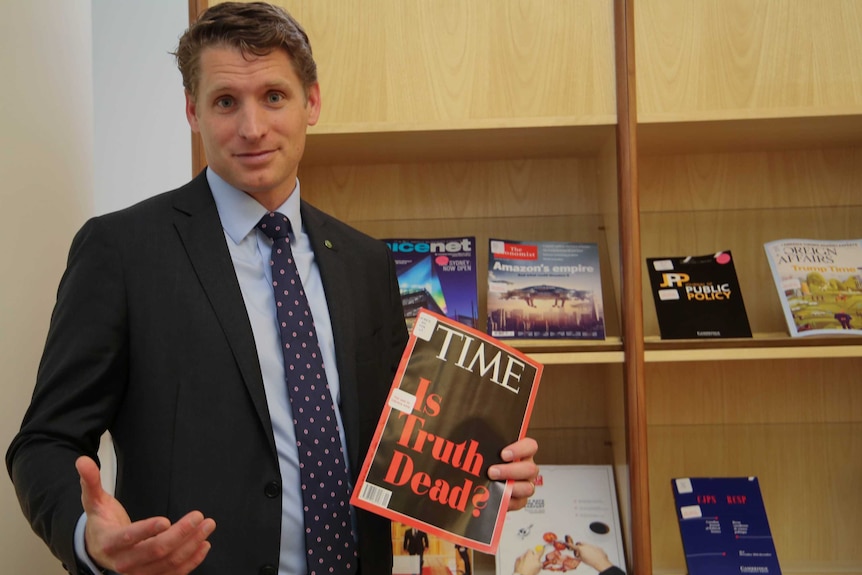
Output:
top-left (185, 90), bottom-right (200, 133)
top-left (306, 82), bottom-right (321, 126)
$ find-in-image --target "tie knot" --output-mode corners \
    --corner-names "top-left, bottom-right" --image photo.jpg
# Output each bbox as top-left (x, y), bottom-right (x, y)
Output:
top-left (257, 211), bottom-right (292, 240)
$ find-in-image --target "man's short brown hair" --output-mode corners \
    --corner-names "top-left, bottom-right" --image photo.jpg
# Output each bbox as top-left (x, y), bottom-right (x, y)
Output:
top-left (174, 1), bottom-right (317, 100)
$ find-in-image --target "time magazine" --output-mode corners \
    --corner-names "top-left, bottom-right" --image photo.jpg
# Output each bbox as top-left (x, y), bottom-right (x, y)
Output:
top-left (351, 309), bottom-right (543, 553)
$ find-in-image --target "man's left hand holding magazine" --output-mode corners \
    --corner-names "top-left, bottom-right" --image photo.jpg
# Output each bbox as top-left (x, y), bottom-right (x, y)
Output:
top-left (488, 437), bottom-right (540, 511)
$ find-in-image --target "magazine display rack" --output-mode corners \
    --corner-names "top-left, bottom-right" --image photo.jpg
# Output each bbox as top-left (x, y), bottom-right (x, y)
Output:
top-left (636, 2), bottom-right (862, 573)
top-left (199, 1), bottom-right (862, 573)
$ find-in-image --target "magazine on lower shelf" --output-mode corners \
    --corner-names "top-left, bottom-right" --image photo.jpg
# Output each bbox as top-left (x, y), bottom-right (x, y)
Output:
top-left (763, 238), bottom-right (862, 336)
top-left (672, 476), bottom-right (782, 575)
top-left (350, 308), bottom-right (543, 554)
top-left (646, 250), bottom-right (752, 339)
top-left (384, 236), bottom-right (479, 331)
top-left (495, 465), bottom-right (625, 575)
top-left (392, 521), bottom-right (474, 575)
top-left (487, 239), bottom-right (606, 340)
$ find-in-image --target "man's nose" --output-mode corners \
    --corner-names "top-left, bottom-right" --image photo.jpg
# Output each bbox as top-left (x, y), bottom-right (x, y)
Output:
top-left (238, 104), bottom-right (266, 140)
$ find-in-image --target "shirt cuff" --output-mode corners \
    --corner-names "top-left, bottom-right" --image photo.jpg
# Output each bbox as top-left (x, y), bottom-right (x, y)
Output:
top-left (74, 513), bottom-right (110, 574)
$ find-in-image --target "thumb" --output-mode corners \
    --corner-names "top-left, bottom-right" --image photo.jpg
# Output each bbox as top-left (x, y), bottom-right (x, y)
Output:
top-left (76, 455), bottom-right (106, 513)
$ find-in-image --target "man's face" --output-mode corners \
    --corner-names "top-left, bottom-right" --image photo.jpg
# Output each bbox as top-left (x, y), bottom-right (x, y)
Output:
top-left (185, 46), bottom-right (320, 211)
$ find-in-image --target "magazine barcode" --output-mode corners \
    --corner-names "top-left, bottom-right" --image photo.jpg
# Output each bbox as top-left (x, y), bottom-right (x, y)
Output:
top-left (358, 482), bottom-right (392, 508)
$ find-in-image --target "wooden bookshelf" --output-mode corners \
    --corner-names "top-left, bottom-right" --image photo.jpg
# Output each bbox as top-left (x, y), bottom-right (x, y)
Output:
top-left (198, 1), bottom-right (862, 573)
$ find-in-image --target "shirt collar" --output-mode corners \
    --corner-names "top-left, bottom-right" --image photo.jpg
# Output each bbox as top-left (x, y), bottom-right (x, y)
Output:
top-left (207, 168), bottom-right (303, 245)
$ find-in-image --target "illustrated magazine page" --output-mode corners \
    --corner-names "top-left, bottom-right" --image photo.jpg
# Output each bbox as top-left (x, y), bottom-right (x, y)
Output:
top-left (646, 250), bottom-right (752, 339)
top-left (351, 308), bottom-right (543, 554)
top-left (495, 465), bottom-right (625, 575)
top-left (391, 521), bottom-right (474, 575)
top-left (385, 237), bottom-right (479, 331)
top-left (763, 238), bottom-right (862, 336)
top-left (487, 239), bottom-right (605, 340)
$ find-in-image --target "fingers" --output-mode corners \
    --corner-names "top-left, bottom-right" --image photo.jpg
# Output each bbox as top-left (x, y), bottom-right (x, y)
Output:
top-left (572, 542), bottom-right (613, 571)
top-left (112, 515), bottom-right (173, 550)
top-left (76, 456), bottom-right (215, 574)
top-left (514, 548), bottom-right (543, 575)
top-left (487, 437), bottom-right (540, 511)
top-left (110, 512), bottom-right (216, 575)
top-left (76, 455), bottom-right (215, 575)
top-left (500, 437), bottom-right (539, 462)
top-left (487, 437), bottom-right (539, 482)
top-left (76, 456), bottom-right (106, 512)
top-left (507, 477), bottom-right (537, 511)
top-left (490, 459), bottom-right (539, 482)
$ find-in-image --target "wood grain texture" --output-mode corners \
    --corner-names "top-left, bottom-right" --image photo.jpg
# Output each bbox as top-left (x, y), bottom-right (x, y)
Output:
top-left (647, 359), bottom-right (862, 573)
top-left (639, 148), bottom-right (862, 213)
top-left (649, 422), bottom-right (862, 574)
top-left (298, 158), bottom-right (603, 222)
top-left (636, 0), bottom-right (862, 121)
top-left (615, 0), bottom-right (651, 571)
top-left (267, 0), bottom-right (616, 128)
top-left (647, 359), bottom-right (862, 426)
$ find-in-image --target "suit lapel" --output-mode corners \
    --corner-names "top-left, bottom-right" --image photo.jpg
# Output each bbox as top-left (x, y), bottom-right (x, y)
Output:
top-left (301, 202), bottom-right (362, 470)
top-left (171, 173), bottom-right (276, 455)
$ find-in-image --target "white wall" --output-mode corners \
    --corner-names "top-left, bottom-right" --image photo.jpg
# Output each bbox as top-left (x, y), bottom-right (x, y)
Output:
top-left (1, 3), bottom-right (95, 572)
top-left (93, 0), bottom-right (190, 213)
top-left (1, 1), bottom-right (189, 572)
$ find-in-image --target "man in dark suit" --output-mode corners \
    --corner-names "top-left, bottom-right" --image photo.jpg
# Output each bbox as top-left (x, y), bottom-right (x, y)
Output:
top-left (402, 528), bottom-right (429, 575)
top-left (6, 3), bottom-right (539, 575)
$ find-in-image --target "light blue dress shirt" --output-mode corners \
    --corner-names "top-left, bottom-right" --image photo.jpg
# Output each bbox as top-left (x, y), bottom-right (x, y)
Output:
top-left (76, 169), bottom-right (349, 575)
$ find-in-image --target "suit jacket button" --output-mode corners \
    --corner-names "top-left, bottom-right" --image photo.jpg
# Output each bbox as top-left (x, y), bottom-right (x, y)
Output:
top-left (259, 565), bottom-right (277, 575)
top-left (264, 481), bottom-right (280, 498)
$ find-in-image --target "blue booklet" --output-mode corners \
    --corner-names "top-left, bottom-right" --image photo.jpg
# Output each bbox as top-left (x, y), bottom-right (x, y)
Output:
top-left (672, 477), bottom-right (782, 575)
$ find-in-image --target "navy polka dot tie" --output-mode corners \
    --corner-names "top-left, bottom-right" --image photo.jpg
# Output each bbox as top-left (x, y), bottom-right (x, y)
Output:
top-left (257, 211), bottom-right (357, 575)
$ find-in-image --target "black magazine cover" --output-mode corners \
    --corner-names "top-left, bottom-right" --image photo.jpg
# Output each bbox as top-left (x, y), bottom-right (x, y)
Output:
top-left (646, 251), bottom-right (752, 339)
top-left (350, 309), bottom-right (543, 553)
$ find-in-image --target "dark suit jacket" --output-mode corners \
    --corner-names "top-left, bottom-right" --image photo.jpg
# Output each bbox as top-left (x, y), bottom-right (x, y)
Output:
top-left (402, 529), bottom-right (428, 556)
top-left (6, 172), bottom-right (409, 574)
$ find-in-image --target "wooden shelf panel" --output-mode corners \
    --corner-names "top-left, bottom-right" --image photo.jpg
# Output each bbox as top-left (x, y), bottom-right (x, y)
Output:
top-left (648, 421), bottom-right (862, 574)
top-left (299, 160), bottom-right (614, 222)
top-left (636, 0), bottom-right (862, 119)
top-left (639, 150), bottom-right (862, 214)
top-left (527, 362), bottom-right (627, 482)
top-left (272, 0), bottom-right (617, 126)
top-left (652, 568), bottom-right (862, 575)
top-left (645, 356), bottom-right (862, 574)
top-left (528, 349), bottom-right (624, 365)
top-left (638, 113), bottom-right (862, 156)
top-left (646, 357), bottom-right (862, 428)
top-left (644, 335), bottom-right (862, 362)
top-left (303, 123), bottom-right (617, 166)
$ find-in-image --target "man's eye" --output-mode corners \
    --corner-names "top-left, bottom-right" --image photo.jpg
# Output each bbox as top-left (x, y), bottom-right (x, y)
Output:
top-left (216, 97), bottom-right (234, 108)
top-left (267, 93), bottom-right (284, 104)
